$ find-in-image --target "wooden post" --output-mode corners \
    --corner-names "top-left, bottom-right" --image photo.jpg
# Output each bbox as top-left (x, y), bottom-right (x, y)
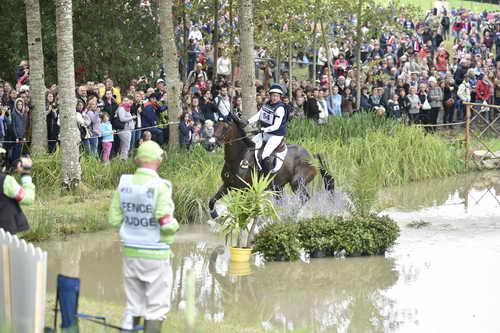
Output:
top-left (464, 103), bottom-right (471, 168)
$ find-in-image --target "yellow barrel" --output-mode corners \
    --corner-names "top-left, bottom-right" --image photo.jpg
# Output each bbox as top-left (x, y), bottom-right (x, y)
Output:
top-left (229, 247), bottom-right (252, 262)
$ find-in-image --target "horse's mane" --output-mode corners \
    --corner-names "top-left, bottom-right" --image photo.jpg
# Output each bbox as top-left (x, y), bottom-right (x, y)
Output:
top-left (229, 114), bottom-right (254, 147)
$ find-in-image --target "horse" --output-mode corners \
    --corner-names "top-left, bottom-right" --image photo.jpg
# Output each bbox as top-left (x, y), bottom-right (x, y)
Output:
top-left (208, 114), bottom-right (335, 218)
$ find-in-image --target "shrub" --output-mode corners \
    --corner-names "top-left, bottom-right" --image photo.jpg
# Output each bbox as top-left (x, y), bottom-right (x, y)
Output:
top-left (253, 222), bottom-right (302, 262)
top-left (255, 215), bottom-right (400, 261)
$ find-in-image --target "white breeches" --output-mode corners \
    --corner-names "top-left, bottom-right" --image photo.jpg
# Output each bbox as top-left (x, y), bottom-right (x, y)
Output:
top-left (122, 257), bottom-right (173, 323)
top-left (252, 133), bottom-right (284, 159)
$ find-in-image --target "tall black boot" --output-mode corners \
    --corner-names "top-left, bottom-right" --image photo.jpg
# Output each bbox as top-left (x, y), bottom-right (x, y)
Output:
top-left (261, 157), bottom-right (274, 175)
top-left (144, 320), bottom-right (163, 333)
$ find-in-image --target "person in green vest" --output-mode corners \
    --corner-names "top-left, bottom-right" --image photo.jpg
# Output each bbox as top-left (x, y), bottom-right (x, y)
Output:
top-left (0, 149), bottom-right (35, 234)
top-left (108, 141), bottom-right (179, 333)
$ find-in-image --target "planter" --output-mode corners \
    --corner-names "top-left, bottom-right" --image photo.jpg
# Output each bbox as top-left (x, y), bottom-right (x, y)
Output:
top-left (229, 247), bottom-right (252, 262)
top-left (229, 261), bottom-right (252, 276)
top-left (310, 249), bottom-right (328, 258)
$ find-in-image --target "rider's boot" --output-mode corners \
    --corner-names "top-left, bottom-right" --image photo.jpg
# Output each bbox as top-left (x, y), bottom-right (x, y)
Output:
top-left (261, 157), bottom-right (274, 175)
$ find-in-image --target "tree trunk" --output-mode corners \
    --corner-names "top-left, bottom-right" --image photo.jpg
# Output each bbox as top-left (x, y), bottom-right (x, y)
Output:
top-left (312, 22), bottom-right (318, 82)
top-left (238, 0), bottom-right (257, 121)
top-left (160, 0), bottom-right (182, 147)
top-left (182, 2), bottom-right (189, 81)
top-left (229, 0), bottom-right (235, 83)
top-left (56, 0), bottom-right (81, 189)
top-left (355, 0), bottom-right (362, 110)
top-left (25, 0), bottom-right (47, 154)
top-left (320, 19), bottom-right (334, 95)
top-left (213, 0), bottom-right (219, 80)
top-left (288, 43), bottom-right (293, 100)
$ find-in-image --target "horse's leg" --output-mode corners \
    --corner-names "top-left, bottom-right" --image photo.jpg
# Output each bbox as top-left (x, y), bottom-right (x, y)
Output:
top-left (291, 178), bottom-right (311, 205)
top-left (272, 183), bottom-right (284, 204)
top-left (292, 160), bottom-right (318, 203)
top-left (209, 184), bottom-right (229, 218)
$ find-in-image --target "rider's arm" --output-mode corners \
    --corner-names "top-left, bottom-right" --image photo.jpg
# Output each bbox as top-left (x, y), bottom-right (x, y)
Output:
top-left (262, 106), bottom-right (285, 133)
top-left (248, 109), bottom-right (261, 125)
top-left (3, 174), bottom-right (35, 206)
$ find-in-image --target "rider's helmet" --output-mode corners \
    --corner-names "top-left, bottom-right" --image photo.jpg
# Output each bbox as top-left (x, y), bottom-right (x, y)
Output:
top-left (269, 84), bottom-right (284, 95)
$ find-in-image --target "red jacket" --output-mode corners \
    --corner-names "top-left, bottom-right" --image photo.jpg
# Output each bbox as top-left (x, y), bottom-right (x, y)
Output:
top-left (476, 80), bottom-right (492, 101)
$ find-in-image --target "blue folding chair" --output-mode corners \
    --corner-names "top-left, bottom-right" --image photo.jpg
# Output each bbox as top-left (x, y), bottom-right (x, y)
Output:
top-left (50, 274), bottom-right (143, 332)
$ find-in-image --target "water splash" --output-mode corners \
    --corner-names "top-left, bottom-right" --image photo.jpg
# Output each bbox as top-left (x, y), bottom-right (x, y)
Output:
top-left (275, 188), bottom-right (352, 221)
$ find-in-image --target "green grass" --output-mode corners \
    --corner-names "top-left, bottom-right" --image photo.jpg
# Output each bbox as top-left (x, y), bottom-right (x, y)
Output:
top-left (41, 294), bottom-right (310, 333)
top-left (399, 0), bottom-right (500, 11)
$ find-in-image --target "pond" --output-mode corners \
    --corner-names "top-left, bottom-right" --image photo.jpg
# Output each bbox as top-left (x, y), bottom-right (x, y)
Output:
top-left (40, 172), bottom-right (500, 332)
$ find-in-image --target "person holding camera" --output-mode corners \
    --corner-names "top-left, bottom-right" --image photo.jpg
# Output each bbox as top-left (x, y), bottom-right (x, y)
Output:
top-left (0, 154), bottom-right (35, 234)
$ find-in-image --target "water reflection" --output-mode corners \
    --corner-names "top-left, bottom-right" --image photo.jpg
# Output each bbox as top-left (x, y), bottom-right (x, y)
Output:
top-left (380, 171), bottom-right (500, 221)
top-left (40, 172), bottom-right (500, 332)
top-left (42, 228), bottom-right (400, 332)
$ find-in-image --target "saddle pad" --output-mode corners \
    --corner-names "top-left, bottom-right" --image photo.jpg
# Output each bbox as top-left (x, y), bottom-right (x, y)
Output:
top-left (254, 145), bottom-right (288, 173)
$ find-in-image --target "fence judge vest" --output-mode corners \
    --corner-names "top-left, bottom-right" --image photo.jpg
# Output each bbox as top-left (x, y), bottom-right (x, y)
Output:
top-left (118, 175), bottom-right (169, 250)
top-left (0, 173), bottom-right (29, 234)
top-left (258, 101), bottom-right (287, 136)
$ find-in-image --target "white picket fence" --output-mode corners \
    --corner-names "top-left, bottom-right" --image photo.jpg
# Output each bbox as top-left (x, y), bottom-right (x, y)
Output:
top-left (0, 229), bottom-right (47, 333)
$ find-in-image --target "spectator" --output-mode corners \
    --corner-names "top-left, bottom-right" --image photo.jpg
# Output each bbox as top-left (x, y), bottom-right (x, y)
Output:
top-left (10, 98), bottom-right (28, 163)
top-left (99, 112), bottom-right (114, 163)
top-left (46, 92), bottom-right (59, 153)
top-left (99, 78), bottom-right (122, 104)
top-left (304, 88), bottom-right (320, 121)
top-left (117, 96), bottom-right (135, 160)
top-left (428, 77), bottom-right (444, 128)
top-left (179, 113), bottom-right (193, 150)
top-left (142, 95), bottom-right (164, 145)
top-left (213, 86), bottom-right (231, 121)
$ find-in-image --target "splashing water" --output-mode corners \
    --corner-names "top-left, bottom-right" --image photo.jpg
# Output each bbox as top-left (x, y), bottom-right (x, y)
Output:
top-left (275, 188), bottom-right (352, 221)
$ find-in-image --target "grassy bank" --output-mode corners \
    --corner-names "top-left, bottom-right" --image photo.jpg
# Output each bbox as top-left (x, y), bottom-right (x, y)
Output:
top-left (41, 294), bottom-right (309, 333)
top-left (23, 114), bottom-right (468, 241)
top-left (400, 0), bottom-right (500, 11)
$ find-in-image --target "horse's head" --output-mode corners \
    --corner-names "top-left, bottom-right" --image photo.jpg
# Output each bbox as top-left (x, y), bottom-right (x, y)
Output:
top-left (214, 112), bottom-right (252, 146)
top-left (213, 119), bottom-right (235, 145)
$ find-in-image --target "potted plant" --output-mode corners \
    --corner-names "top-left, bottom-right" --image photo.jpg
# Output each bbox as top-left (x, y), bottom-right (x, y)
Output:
top-left (220, 171), bottom-right (278, 262)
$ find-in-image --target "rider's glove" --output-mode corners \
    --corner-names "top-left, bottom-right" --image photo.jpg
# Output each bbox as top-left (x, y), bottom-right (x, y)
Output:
top-left (249, 129), bottom-right (262, 135)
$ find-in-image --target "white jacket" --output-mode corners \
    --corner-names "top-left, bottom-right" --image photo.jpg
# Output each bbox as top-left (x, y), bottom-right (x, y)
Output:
top-left (457, 82), bottom-right (471, 102)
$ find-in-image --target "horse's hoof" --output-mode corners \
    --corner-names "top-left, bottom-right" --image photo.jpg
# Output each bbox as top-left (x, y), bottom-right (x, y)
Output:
top-left (210, 210), bottom-right (219, 219)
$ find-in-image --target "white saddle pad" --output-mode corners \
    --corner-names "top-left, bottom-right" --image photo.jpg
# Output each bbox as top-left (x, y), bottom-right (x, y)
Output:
top-left (254, 145), bottom-right (288, 173)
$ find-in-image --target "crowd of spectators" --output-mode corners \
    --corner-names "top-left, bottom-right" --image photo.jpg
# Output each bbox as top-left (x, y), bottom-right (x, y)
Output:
top-left (0, 5), bottom-right (499, 167)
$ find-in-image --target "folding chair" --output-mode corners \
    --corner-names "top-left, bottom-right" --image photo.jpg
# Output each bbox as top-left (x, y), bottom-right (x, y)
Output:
top-left (48, 274), bottom-right (143, 332)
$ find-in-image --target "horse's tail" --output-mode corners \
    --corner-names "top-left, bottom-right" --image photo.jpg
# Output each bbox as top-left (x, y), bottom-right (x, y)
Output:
top-left (314, 154), bottom-right (335, 194)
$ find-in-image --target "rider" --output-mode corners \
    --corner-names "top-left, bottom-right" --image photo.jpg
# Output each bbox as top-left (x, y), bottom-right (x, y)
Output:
top-left (248, 84), bottom-right (288, 174)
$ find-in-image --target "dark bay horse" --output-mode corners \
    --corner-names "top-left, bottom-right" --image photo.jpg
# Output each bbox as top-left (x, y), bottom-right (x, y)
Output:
top-left (208, 116), bottom-right (335, 217)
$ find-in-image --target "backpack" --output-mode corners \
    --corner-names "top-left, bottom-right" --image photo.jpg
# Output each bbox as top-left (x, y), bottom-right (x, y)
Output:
top-left (111, 112), bottom-right (125, 130)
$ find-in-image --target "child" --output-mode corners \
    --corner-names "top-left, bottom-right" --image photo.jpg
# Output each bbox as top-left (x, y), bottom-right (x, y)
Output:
top-left (201, 120), bottom-right (216, 152)
top-left (99, 112), bottom-right (113, 163)
top-left (139, 130), bottom-right (152, 145)
top-left (201, 119), bottom-right (214, 139)
top-left (191, 124), bottom-right (203, 146)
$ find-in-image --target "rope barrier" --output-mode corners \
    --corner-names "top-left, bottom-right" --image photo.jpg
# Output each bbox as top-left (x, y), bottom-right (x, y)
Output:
top-left (0, 122), bottom-right (180, 144)
top-left (415, 121), bottom-right (466, 127)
